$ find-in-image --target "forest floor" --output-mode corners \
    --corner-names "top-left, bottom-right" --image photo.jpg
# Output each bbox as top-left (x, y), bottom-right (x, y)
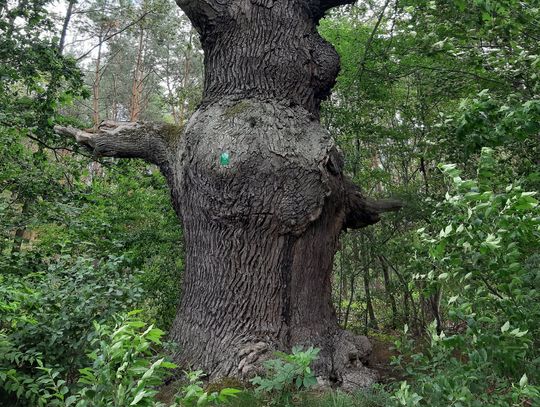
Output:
top-left (367, 336), bottom-right (401, 384)
top-left (156, 336), bottom-right (401, 405)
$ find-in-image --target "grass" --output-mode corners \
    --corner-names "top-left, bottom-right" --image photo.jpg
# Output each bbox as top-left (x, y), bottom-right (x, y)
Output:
top-left (224, 386), bottom-right (392, 406)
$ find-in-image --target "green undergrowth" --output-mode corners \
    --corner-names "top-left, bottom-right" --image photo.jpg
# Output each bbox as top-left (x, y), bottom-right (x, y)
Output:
top-left (225, 387), bottom-right (392, 407)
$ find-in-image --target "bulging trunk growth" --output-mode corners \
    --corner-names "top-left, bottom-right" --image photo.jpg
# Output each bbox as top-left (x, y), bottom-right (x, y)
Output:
top-left (56, 0), bottom-right (402, 389)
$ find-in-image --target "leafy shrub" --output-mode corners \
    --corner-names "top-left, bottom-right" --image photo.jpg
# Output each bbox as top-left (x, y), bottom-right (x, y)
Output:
top-left (391, 149), bottom-right (540, 406)
top-left (1, 274), bottom-right (80, 406)
top-left (0, 274), bottom-right (45, 404)
top-left (251, 346), bottom-right (320, 405)
top-left (55, 160), bottom-right (184, 330)
top-left (0, 255), bottom-right (145, 405)
top-left (73, 315), bottom-right (242, 407)
top-left (9, 256), bottom-right (144, 374)
top-left (2, 304), bottom-right (243, 407)
top-left (74, 310), bottom-right (175, 406)
top-left (392, 323), bottom-right (539, 406)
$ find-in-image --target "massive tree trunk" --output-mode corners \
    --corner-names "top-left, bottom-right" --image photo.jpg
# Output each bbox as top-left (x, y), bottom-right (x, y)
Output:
top-left (56, 0), bottom-right (401, 389)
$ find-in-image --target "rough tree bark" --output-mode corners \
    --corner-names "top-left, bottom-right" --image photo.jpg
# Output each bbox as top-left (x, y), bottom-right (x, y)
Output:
top-left (56, 0), bottom-right (402, 389)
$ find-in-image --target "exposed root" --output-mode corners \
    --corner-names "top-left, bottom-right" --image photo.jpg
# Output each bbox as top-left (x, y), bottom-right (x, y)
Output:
top-left (329, 330), bottom-right (378, 391)
top-left (212, 331), bottom-right (379, 391)
top-left (237, 341), bottom-right (270, 378)
top-left (177, 329), bottom-right (380, 394)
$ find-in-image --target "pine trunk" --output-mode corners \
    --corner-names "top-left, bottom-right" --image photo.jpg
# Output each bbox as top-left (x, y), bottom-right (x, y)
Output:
top-left (92, 36), bottom-right (103, 130)
top-left (130, 28), bottom-right (145, 122)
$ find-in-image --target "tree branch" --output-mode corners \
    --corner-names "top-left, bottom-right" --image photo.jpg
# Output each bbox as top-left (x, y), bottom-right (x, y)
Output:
top-left (343, 178), bottom-right (403, 229)
top-left (76, 11), bottom-right (151, 62)
top-left (54, 121), bottom-right (179, 167)
top-left (302, 0), bottom-right (357, 20)
top-left (23, 133), bottom-right (97, 161)
top-left (357, 0), bottom-right (392, 84)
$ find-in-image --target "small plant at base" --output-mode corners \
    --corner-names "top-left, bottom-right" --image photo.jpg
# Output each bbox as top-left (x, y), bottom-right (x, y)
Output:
top-left (174, 370), bottom-right (241, 406)
top-left (391, 381), bottom-right (422, 407)
top-left (250, 346), bottom-right (320, 405)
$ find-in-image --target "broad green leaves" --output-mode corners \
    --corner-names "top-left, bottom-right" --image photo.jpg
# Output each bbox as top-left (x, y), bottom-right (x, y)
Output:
top-left (250, 346), bottom-right (320, 405)
top-left (393, 149), bottom-right (540, 405)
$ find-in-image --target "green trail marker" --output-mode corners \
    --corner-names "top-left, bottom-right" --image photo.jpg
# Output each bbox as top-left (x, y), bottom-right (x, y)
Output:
top-left (220, 151), bottom-right (230, 166)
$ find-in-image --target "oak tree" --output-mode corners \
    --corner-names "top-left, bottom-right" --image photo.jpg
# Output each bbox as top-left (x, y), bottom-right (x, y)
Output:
top-left (56, 0), bottom-right (400, 386)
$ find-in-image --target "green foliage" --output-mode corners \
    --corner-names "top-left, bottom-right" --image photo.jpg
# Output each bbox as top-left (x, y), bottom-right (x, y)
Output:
top-left (1, 0), bottom-right (184, 332)
top-left (1, 3), bottom-right (184, 405)
top-left (2, 302), bottom-right (245, 407)
top-left (251, 346), bottom-right (320, 405)
top-left (37, 160), bottom-right (184, 329)
top-left (392, 323), bottom-right (539, 406)
top-left (173, 370), bottom-right (241, 406)
top-left (391, 381), bottom-right (422, 407)
top-left (0, 0), bottom-right (87, 133)
top-left (0, 275), bottom-right (45, 404)
top-left (9, 257), bottom-right (142, 368)
top-left (390, 149), bottom-right (540, 406)
top-left (0, 1), bottom-right (87, 254)
top-left (74, 311), bottom-right (175, 407)
top-left (321, 7), bottom-right (539, 407)
top-left (0, 256), bottom-right (145, 405)
top-left (302, 387), bottom-right (393, 407)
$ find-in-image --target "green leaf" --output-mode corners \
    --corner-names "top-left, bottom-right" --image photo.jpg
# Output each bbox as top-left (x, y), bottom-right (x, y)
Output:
top-left (160, 361), bottom-right (177, 369)
top-left (519, 373), bottom-right (528, 387)
top-left (219, 388), bottom-right (241, 397)
top-left (127, 310), bottom-right (144, 316)
top-left (303, 375), bottom-right (317, 388)
top-left (483, 234), bottom-right (501, 250)
top-left (130, 390), bottom-right (147, 405)
top-left (510, 328), bottom-right (528, 337)
top-left (65, 395), bottom-right (78, 406)
top-left (197, 392), bottom-right (208, 405)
